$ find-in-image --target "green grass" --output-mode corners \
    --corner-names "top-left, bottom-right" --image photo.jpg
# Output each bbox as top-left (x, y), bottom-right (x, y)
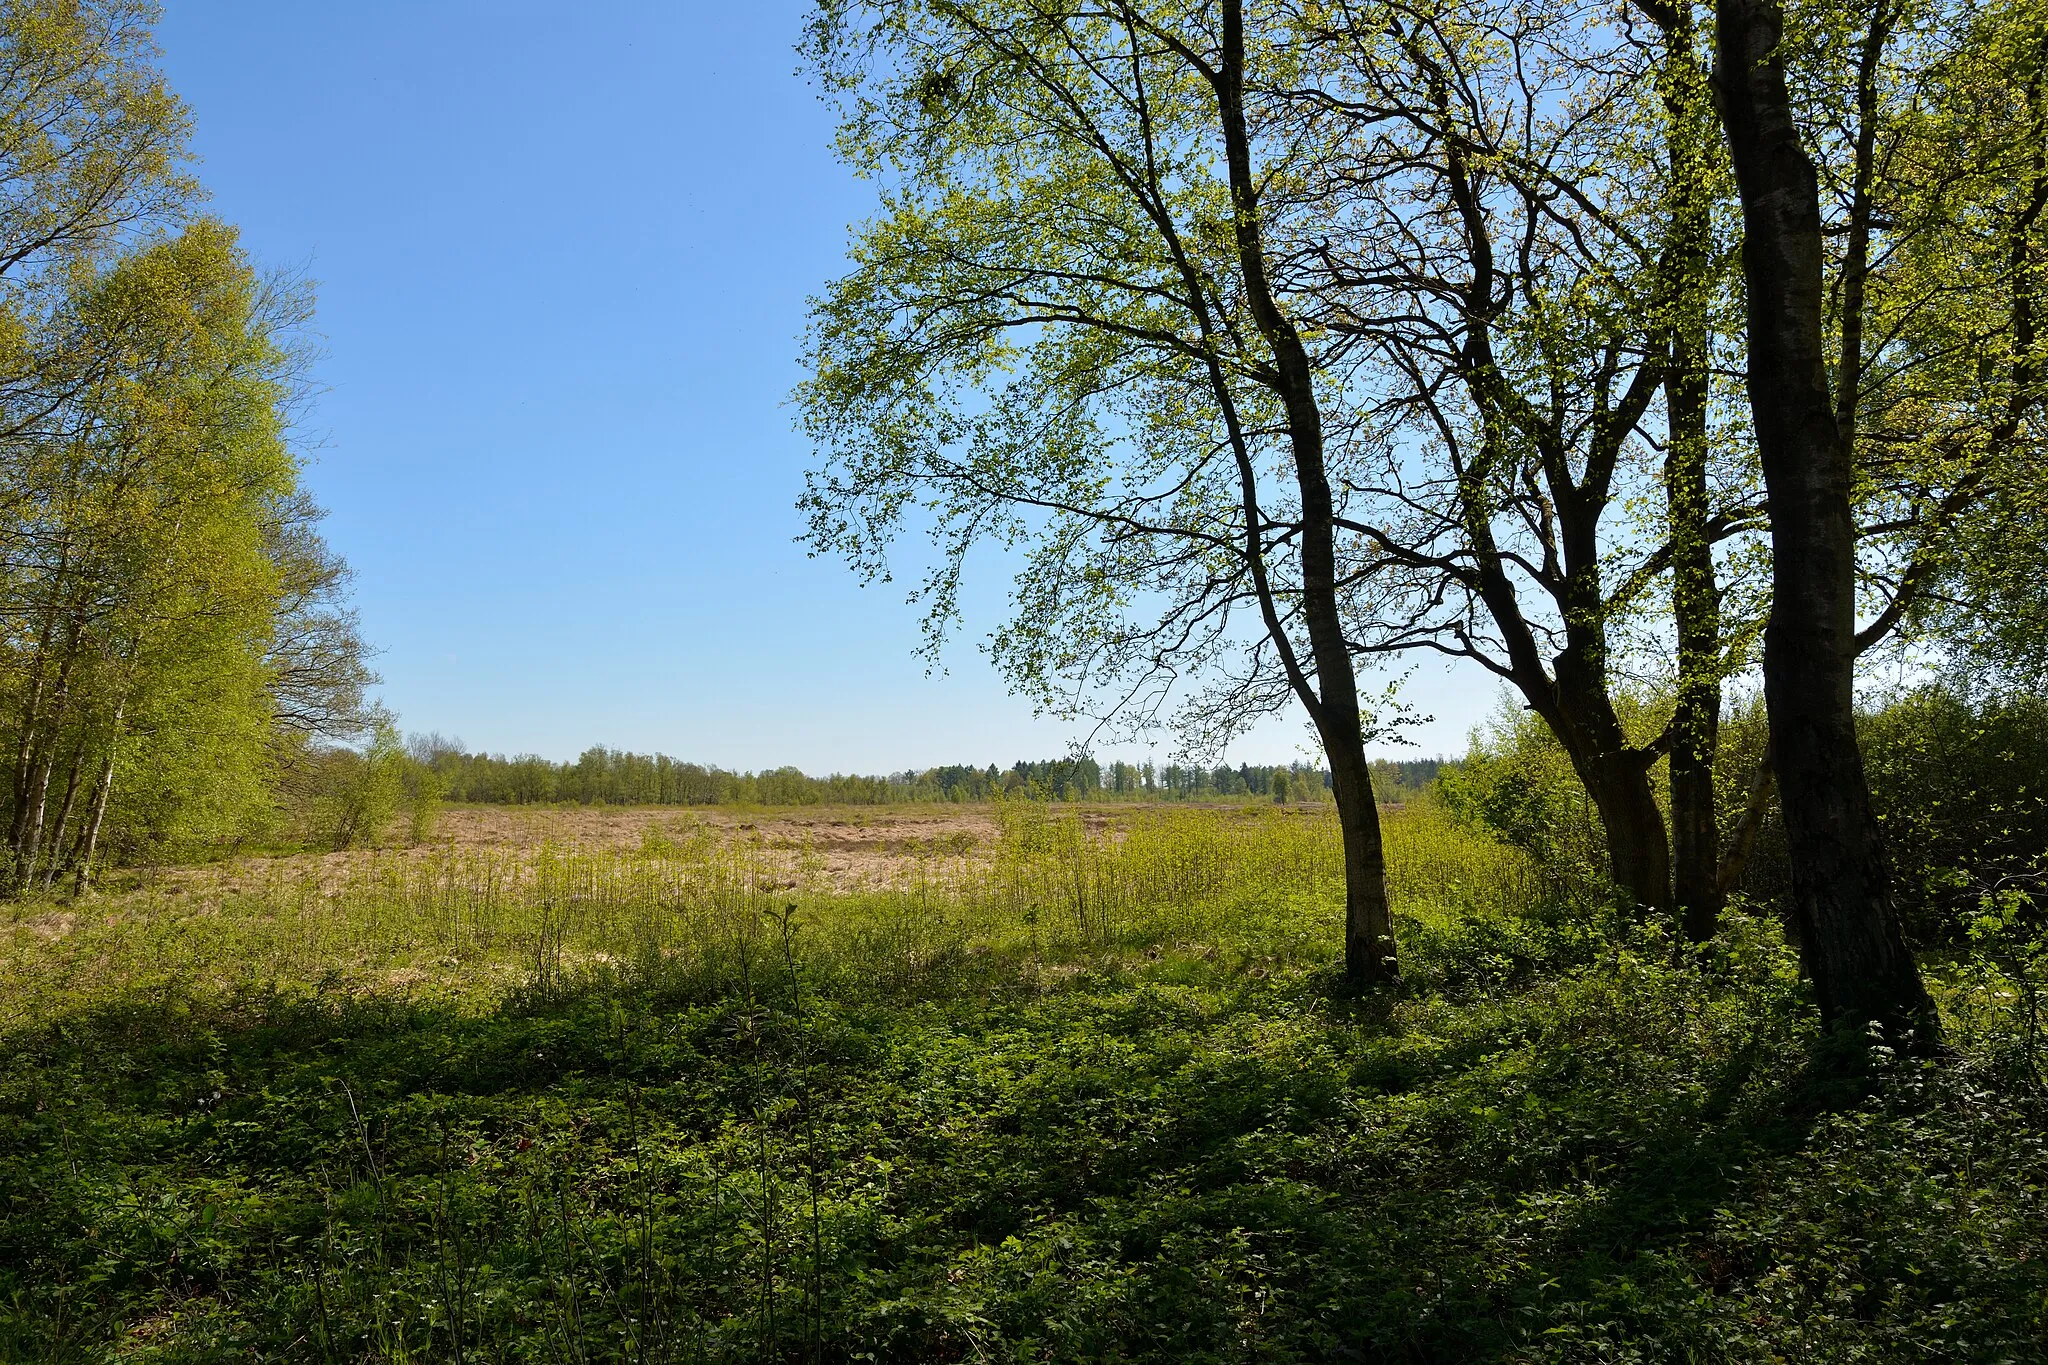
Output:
top-left (2, 804), bottom-right (2044, 1362)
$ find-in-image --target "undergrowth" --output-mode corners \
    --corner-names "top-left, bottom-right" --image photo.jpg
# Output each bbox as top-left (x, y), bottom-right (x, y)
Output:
top-left (1, 804), bottom-right (2042, 1361)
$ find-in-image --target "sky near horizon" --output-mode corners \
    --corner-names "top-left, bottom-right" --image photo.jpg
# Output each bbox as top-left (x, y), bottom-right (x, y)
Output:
top-left (152, 2), bottom-right (1497, 772)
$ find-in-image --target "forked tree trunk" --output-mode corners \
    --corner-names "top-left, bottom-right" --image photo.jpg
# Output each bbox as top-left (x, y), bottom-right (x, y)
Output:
top-left (1710, 0), bottom-right (1935, 1042)
top-left (1542, 650), bottom-right (1672, 911)
top-left (1434, 88), bottom-right (1675, 920)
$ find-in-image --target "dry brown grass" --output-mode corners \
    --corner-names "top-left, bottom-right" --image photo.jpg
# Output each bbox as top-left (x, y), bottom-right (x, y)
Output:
top-left (142, 800), bottom-right (1350, 897)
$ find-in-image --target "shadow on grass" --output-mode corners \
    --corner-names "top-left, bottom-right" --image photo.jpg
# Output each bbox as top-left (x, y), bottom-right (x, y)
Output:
top-left (1, 940), bottom-right (2040, 1363)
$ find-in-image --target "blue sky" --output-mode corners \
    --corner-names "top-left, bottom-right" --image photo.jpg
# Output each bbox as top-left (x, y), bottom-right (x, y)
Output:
top-left (153, 2), bottom-right (1493, 771)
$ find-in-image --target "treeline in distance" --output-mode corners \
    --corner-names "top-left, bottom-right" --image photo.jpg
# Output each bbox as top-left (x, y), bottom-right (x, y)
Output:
top-left (408, 739), bottom-right (1445, 807)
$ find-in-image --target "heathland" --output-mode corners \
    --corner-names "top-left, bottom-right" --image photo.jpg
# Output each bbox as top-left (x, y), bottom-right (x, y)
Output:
top-left (4, 797), bottom-right (2043, 1361)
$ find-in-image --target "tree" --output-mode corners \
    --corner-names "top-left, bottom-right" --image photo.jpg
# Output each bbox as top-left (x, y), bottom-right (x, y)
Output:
top-left (798, 0), bottom-right (1407, 982)
top-left (320, 715), bottom-right (403, 850)
top-left (0, 222), bottom-right (340, 888)
top-left (1312, 0), bottom-right (2033, 956)
top-left (0, 1), bottom-right (192, 442)
top-left (0, 2), bottom-right (288, 890)
top-left (1647, 0), bottom-right (1738, 938)
top-left (1869, 0), bottom-right (2048, 694)
top-left (1668, 0), bottom-right (1937, 1041)
top-left (1291, 0), bottom-right (1765, 922)
top-left (266, 490), bottom-right (376, 744)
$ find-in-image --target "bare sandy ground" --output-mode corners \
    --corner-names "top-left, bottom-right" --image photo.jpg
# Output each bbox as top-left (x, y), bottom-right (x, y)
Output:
top-left (95, 800), bottom-right (1333, 901)
top-left (132, 804), bottom-right (1017, 897)
top-left (433, 802), bottom-right (1007, 856)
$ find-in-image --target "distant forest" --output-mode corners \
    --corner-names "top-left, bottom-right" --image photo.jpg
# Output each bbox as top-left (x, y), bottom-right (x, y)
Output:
top-left (411, 740), bottom-right (1444, 807)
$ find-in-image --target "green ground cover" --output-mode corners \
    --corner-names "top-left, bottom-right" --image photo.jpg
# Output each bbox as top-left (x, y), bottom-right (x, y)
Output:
top-left (2, 805), bottom-right (2043, 1362)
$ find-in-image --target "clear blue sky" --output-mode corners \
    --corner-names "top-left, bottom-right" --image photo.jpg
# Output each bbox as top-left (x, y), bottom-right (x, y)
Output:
top-left (153, 2), bottom-right (1493, 771)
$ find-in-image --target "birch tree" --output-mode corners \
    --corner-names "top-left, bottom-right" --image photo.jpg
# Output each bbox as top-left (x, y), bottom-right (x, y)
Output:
top-left (798, 0), bottom-right (1408, 984)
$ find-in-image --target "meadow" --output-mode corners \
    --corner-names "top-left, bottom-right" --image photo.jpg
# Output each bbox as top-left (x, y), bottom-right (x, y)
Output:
top-left (2, 800), bottom-right (2044, 1363)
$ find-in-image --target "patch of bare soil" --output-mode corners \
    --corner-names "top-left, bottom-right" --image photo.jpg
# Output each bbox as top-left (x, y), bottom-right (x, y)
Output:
top-left (136, 804), bottom-right (1017, 897)
top-left (127, 801), bottom-right (1319, 898)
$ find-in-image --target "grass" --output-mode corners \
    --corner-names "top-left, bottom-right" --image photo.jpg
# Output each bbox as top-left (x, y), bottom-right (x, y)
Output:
top-left (1, 802), bottom-right (2044, 1362)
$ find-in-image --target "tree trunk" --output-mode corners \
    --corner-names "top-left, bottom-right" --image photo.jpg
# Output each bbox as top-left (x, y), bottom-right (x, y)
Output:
top-left (40, 747), bottom-right (85, 891)
top-left (1217, 0), bottom-right (1394, 984)
top-left (1662, 183), bottom-right (1722, 937)
top-left (16, 743), bottom-right (55, 885)
top-left (69, 748), bottom-right (115, 897)
top-left (1439, 107), bottom-right (1671, 917)
top-left (9, 608), bottom-right (60, 853)
top-left (1711, 0), bottom-right (1934, 1041)
top-left (1659, 8), bottom-right (1725, 942)
top-left (1717, 747), bottom-right (1775, 897)
top-left (1667, 431), bottom-right (1723, 941)
top-left (1584, 749), bottom-right (1674, 911)
top-left (1541, 648), bottom-right (1672, 911)
top-left (9, 537), bottom-right (75, 855)
top-left (1322, 702), bottom-right (1397, 985)
top-left (16, 625), bottom-right (82, 886)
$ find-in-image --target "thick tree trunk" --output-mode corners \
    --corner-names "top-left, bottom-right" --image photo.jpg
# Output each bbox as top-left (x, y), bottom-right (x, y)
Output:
top-left (1666, 513), bottom-right (1723, 938)
top-left (1442, 137), bottom-right (1672, 912)
top-left (1583, 750), bottom-right (1673, 911)
top-left (1711, 0), bottom-right (1934, 1041)
top-left (1324, 717), bottom-right (1396, 983)
top-left (1295, 450), bottom-right (1396, 984)
top-left (1663, 199), bottom-right (1723, 936)
top-left (1542, 650), bottom-right (1672, 910)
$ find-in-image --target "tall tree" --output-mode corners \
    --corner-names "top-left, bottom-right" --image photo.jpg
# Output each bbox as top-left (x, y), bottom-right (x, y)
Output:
top-left (1859, 0), bottom-right (2048, 691)
top-left (1679, 0), bottom-right (1936, 1039)
top-left (1647, 0), bottom-right (1735, 938)
top-left (0, 1), bottom-right (191, 429)
top-left (1298, 0), bottom-right (1765, 918)
top-left (1, 223), bottom-right (331, 888)
top-left (798, 0), bottom-right (1404, 983)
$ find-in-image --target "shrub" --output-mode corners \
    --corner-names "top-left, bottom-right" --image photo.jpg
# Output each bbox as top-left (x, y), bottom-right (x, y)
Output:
top-left (1434, 700), bottom-right (1611, 899)
top-left (1861, 686), bottom-right (2048, 946)
top-left (401, 757), bottom-right (443, 845)
top-left (320, 720), bottom-right (406, 849)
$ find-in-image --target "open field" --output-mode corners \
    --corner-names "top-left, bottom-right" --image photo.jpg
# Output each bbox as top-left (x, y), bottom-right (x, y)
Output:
top-left (3, 802), bottom-right (2045, 1362)
top-left (140, 801), bottom-right (1340, 897)
top-left (162, 802), bottom-right (1117, 897)
top-left (86, 801), bottom-right (1433, 919)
